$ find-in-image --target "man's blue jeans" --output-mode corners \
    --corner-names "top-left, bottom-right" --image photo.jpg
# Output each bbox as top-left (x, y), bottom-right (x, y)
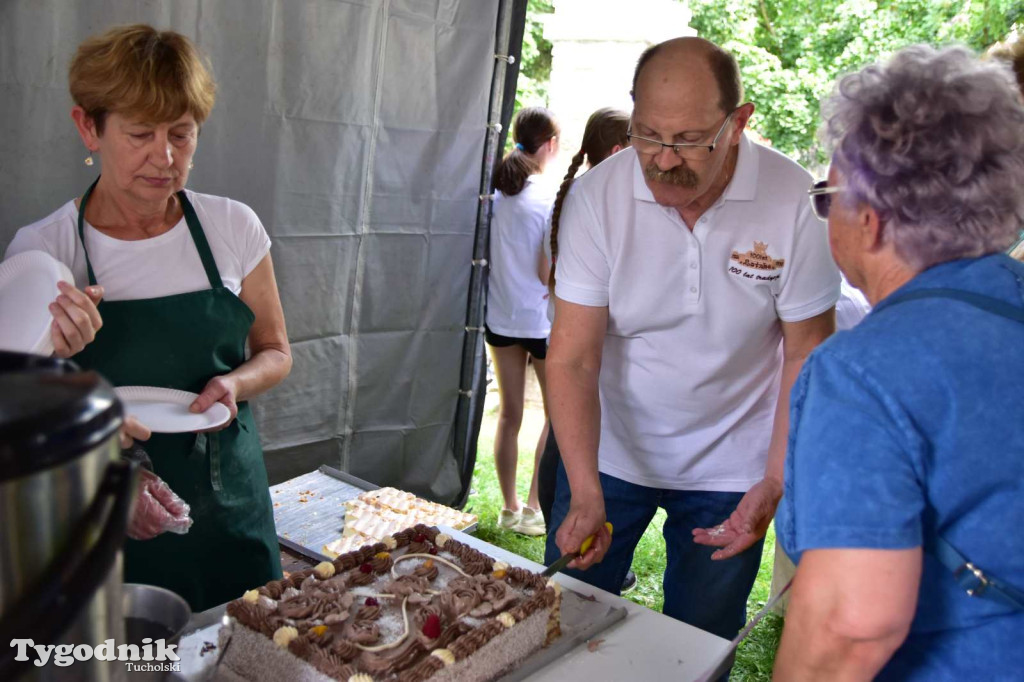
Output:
top-left (544, 461), bottom-right (765, 641)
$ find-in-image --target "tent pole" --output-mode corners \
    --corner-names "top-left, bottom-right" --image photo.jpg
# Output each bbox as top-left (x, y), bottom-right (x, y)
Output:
top-left (450, 0), bottom-right (526, 508)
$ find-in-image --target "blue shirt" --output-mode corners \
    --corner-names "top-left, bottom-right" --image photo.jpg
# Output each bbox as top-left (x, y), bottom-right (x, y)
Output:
top-left (776, 254), bottom-right (1024, 681)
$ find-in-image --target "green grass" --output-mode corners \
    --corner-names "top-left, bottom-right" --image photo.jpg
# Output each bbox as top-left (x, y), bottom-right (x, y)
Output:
top-left (471, 401), bottom-right (783, 681)
top-left (733, 529), bottom-right (785, 681)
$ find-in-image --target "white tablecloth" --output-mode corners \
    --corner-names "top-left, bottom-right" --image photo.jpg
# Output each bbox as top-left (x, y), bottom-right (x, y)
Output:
top-left (444, 527), bottom-right (730, 681)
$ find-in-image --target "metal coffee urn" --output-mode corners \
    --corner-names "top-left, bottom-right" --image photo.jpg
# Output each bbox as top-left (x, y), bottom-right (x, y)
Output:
top-left (0, 351), bottom-right (132, 682)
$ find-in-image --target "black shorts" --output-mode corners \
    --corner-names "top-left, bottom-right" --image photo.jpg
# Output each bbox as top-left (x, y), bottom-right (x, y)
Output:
top-left (485, 325), bottom-right (548, 360)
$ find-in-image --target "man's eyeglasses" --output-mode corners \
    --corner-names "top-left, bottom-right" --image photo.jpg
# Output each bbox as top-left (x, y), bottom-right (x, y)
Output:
top-left (626, 112), bottom-right (735, 161)
top-left (808, 180), bottom-right (843, 221)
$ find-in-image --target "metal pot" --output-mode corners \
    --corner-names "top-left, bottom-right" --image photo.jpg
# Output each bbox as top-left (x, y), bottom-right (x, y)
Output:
top-left (121, 584), bottom-right (191, 681)
top-left (0, 351), bottom-right (132, 682)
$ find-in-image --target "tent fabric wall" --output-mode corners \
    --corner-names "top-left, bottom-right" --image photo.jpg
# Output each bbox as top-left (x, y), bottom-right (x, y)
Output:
top-left (0, 0), bottom-right (503, 504)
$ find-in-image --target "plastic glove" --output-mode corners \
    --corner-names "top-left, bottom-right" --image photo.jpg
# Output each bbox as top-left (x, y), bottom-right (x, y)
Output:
top-left (127, 468), bottom-right (194, 540)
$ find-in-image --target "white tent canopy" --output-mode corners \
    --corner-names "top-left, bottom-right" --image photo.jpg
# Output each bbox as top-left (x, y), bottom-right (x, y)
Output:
top-left (0, 0), bottom-right (517, 504)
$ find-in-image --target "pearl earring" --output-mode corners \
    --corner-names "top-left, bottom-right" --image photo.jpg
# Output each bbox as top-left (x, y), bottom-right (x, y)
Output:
top-left (84, 154), bottom-right (94, 166)
top-left (188, 161), bottom-right (194, 170)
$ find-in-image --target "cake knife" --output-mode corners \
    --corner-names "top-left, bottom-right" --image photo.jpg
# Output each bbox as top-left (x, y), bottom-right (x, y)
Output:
top-left (541, 522), bottom-right (614, 577)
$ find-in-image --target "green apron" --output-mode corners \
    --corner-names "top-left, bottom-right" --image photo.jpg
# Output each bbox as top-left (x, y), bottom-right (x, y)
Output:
top-left (73, 178), bottom-right (282, 612)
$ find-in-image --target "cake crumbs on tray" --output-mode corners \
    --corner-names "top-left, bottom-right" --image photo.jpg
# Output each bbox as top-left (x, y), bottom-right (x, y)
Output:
top-left (586, 639), bottom-right (605, 652)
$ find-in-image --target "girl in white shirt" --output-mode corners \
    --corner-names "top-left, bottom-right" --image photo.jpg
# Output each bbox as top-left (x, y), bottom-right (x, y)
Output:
top-left (486, 106), bottom-right (560, 536)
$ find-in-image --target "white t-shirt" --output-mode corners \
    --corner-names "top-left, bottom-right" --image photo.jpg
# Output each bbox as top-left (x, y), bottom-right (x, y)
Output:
top-left (486, 176), bottom-right (556, 339)
top-left (555, 137), bottom-right (840, 492)
top-left (836, 275), bottom-right (871, 330)
top-left (5, 190), bottom-right (271, 300)
top-left (543, 218), bottom-right (555, 325)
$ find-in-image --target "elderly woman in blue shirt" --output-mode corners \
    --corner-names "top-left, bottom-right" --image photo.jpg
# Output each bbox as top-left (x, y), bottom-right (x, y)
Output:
top-left (773, 45), bottom-right (1024, 681)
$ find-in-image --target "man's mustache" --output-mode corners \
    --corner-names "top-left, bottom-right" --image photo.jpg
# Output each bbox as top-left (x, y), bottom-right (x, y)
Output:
top-left (644, 162), bottom-right (698, 188)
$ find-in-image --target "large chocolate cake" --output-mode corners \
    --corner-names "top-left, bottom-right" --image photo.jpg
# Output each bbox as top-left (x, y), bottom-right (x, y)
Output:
top-left (219, 525), bottom-right (561, 682)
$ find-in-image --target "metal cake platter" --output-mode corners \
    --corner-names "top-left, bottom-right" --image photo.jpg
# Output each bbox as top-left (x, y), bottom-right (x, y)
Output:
top-left (173, 586), bottom-right (627, 682)
top-left (496, 591), bottom-right (628, 682)
top-left (270, 465), bottom-right (479, 562)
top-left (170, 472), bottom-right (595, 680)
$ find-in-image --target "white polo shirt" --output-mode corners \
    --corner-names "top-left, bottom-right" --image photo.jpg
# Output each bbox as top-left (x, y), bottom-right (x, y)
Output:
top-left (555, 135), bottom-right (840, 492)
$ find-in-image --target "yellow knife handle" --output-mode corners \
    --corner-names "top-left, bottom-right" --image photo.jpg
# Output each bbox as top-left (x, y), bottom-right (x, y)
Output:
top-left (578, 522), bottom-right (614, 556)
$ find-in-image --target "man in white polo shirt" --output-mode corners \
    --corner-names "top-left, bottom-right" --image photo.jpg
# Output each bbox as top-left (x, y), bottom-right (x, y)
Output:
top-left (544, 36), bottom-right (839, 640)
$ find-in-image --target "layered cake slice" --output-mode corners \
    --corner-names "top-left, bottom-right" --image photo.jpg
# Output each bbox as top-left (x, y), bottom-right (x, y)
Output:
top-left (323, 489), bottom-right (479, 559)
top-left (221, 524), bottom-right (561, 682)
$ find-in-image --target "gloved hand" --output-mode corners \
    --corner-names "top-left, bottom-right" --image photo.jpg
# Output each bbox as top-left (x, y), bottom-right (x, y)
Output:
top-left (127, 468), bottom-right (194, 540)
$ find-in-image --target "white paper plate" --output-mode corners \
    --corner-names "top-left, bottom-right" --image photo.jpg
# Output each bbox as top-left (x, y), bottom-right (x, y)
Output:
top-left (0, 250), bottom-right (75, 355)
top-left (115, 386), bottom-right (231, 433)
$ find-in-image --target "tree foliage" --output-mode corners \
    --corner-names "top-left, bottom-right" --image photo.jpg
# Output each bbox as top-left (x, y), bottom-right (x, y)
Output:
top-left (516, 0), bottom-right (554, 110)
top-left (688, 0), bottom-right (1024, 169)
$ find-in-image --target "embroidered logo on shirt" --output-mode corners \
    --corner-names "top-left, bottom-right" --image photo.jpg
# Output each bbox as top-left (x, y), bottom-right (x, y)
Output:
top-left (729, 241), bottom-right (785, 282)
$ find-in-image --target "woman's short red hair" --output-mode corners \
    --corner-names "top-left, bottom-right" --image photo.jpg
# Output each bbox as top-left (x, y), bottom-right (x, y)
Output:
top-left (69, 24), bottom-right (216, 132)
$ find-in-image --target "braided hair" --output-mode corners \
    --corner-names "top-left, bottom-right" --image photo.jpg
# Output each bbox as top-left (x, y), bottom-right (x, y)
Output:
top-left (549, 107), bottom-right (629, 289)
top-left (493, 106), bottom-right (559, 196)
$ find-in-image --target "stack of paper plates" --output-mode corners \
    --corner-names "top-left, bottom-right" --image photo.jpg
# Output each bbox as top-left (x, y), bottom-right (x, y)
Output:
top-left (0, 250), bottom-right (74, 355)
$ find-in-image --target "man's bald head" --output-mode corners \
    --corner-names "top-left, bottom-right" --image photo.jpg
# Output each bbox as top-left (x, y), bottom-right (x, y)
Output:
top-left (631, 37), bottom-right (743, 114)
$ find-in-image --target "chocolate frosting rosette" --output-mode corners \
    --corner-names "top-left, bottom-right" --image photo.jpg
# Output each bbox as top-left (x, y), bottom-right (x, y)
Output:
top-left (468, 576), bottom-right (518, 618)
top-left (369, 552), bottom-right (394, 573)
top-left (383, 575), bottom-right (433, 605)
top-left (412, 559), bottom-right (439, 582)
top-left (438, 577), bottom-right (482, 619)
top-left (342, 618), bottom-right (381, 645)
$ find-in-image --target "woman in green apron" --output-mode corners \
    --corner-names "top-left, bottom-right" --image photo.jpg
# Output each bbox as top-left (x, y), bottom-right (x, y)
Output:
top-left (5, 25), bottom-right (290, 611)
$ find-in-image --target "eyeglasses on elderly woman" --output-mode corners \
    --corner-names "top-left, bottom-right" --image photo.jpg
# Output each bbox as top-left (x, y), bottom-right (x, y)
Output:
top-left (808, 180), bottom-right (843, 221)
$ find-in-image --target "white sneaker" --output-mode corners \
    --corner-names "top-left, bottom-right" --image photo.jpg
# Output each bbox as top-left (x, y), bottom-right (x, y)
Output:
top-left (513, 507), bottom-right (546, 536)
top-left (498, 508), bottom-right (521, 530)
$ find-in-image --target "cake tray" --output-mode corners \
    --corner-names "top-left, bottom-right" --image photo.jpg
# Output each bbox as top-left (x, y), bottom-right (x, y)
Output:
top-left (271, 465), bottom-right (478, 562)
top-left (174, 586), bottom-right (627, 682)
top-left (495, 589), bottom-right (628, 682)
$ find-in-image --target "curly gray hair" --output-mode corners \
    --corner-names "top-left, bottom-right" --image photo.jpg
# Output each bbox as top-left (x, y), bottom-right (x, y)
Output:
top-left (822, 45), bottom-right (1024, 270)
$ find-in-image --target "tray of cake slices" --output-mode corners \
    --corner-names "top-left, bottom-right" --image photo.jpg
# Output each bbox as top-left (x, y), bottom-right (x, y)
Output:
top-left (271, 466), bottom-right (478, 563)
